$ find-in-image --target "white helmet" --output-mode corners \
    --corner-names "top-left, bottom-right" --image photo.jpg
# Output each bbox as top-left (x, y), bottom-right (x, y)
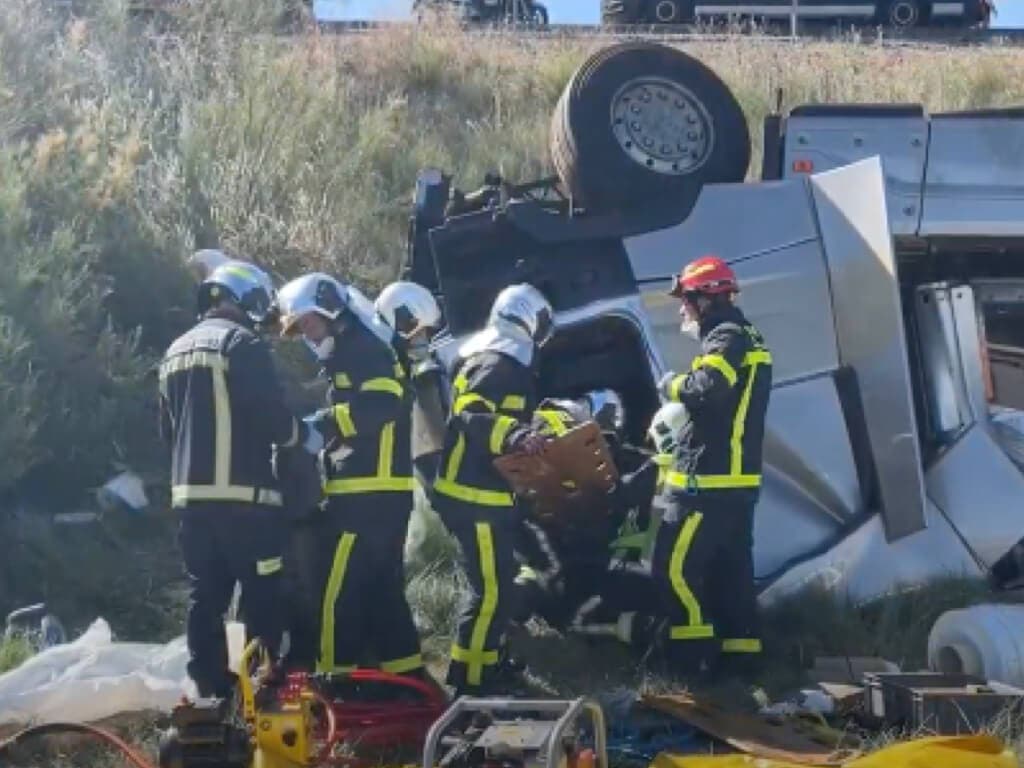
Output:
top-left (276, 272), bottom-right (350, 338)
top-left (187, 248), bottom-right (232, 281)
top-left (647, 402), bottom-right (689, 454)
top-left (197, 260), bottom-right (278, 327)
top-left (584, 389), bottom-right (625, 433)
top-left (489, 283), bottom-right (555, 347)
top-left (374, 281), bottom-right (442, 339)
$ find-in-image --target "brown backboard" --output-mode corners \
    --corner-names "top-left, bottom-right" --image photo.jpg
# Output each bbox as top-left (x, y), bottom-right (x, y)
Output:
top-left (493, 421), bottom-right (619, 519)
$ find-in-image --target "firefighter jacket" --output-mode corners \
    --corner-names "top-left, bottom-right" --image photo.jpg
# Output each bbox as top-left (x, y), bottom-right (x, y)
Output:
top-left (158, 314), bottom-right (304, 509)
top-left (434, 350), bottom-right (537, 507)
top-left (661, 304), bottom-right (773, 495)
top-left (318, 319), bottom-right (414, 496)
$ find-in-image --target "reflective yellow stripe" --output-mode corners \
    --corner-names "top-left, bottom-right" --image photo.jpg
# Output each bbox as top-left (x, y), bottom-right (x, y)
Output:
top-left (745, 349), bottom-right (772, 366)
top-left (171, 485), bottom-right (283, 507)
top-left (722, 638), bottom-right (762, 653)
top-left (450, 644), bottom-right (499, 668)
top-left (654, 453), bottom-right (673, 466)
top-left (664, 472), bottom-right (762, 490)
top-left (669, 374), bottom-right (687, 402)
top-left (433, 478), bottom-right (514, 506)
top-left (454, 392), bottom-right (496, 415)
top-left (668, 512), bottom-right (715, 642)
top-left (380, 653), bottom-right (424, 674)
top-left (501, 394), bottom-right (526, 411)
top-left (394, 362), bottom-right (405, 378)
top-left (694, 353), bottom-right (738, 387)
top-left (445, 434), bottom-right (466, 482)
top-left (318, 533), bottom-right (356, 673)
top-left (730, 354), bottom-right (764, 475)
top-left (325, 477), bottom-right (415, 494)
top-left (466, 522), bottom-right (499, 686)
top-left (489, 415), bottom-right (517, 454)
top-left (536, 410), bottom-right (570, 436)
top-left (321, 665), bottom-right (356, 674)
top-left (361, 377), bottom-right (404, 397)
top-left (379, 421), bottom-right (394, 476)
top-left (334, 404), bottom-right (356, 437)
top-left (256, 557), bottom-right (282, 576)
top-left (334, 373), bottom-right (351, 389)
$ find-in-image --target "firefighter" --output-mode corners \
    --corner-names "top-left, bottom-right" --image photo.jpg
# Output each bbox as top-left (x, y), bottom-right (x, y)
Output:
top-left (569, 402), bottom-right (689, 651)
top-left (276, 272), bottom-right (424, 679)
top-left (158, 260), bottom-right (317, 699)
top-left (373, 281), bottom-right (450, 495)
top-left (654, 254), bottom-right (773, 676)
top-left (511, 389), bottom-right (632, 628)
top-left (435, 282), bottom-right (555, 695)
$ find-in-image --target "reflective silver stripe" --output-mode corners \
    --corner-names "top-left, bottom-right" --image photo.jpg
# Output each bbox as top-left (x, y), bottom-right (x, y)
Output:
top-left (212, 361), bottom-right (231, 491)
top-left (695, 4), bottom-right (875, 15)
top-left (172, 485), bottom-right (283, 506)
top-left (932, 2), bottom-right (965, 13)
top-left (281, 417), bottom-right (300, 449)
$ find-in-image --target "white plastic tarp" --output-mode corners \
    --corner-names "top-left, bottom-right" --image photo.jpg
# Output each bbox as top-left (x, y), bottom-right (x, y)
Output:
top-left (0, 618), bottom-right (245, 727)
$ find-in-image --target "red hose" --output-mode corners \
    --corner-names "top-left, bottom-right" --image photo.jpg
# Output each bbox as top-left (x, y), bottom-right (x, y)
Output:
top-left (0, 721), bottom-right (159, 768)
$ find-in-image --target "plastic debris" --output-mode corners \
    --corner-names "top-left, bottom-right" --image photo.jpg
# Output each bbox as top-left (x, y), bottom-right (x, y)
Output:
top-left (0, 618), bottom-right (245, 727)
top-left (96, 471), bottom-right (149, 514)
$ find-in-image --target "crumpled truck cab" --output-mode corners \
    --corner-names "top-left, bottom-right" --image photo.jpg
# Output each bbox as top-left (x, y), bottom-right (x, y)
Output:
top-left (404, 42), bottom-right (1024, 605)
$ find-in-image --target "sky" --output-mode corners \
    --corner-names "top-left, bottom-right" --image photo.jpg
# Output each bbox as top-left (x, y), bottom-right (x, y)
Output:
top-left (314, 0), bottom-right (1023, 26)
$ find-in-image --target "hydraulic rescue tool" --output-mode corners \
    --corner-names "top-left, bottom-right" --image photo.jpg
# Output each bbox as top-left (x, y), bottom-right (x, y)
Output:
top-left (158, 638), bottom-right (448, 768)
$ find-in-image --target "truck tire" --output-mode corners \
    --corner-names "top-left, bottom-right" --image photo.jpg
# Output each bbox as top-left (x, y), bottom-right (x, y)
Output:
top-left (601, 0), bottom-right (645, 25)
top-left (649, 0), bottom-right (692, 23)
top-left (531, 1), bottom-right (549, 26)
top-left (881, 0), bottom-right (926, 27)
top-left (549, 42), bottom-right (750, 218)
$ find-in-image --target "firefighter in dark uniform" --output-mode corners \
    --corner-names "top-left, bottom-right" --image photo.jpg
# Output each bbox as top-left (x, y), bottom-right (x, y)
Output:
top-left (158, 260), bottom-right (316, 698)
top-left (435, 283), bottom-right (555, 695)
top-left (373, 281), bottom-right (449, 497)
top-left (654, 254), bottom-right (772, 676)
top-left (276, 272), bottom-right (424, 678)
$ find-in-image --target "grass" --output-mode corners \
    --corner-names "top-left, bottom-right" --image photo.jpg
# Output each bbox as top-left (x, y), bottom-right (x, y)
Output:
top-left (3, 1), bottom-right (1024, 763)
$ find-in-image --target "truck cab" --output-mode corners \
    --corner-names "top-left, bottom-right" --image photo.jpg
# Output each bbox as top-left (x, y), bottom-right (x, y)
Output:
top-left (405, 44), bottom-right (1024, 604)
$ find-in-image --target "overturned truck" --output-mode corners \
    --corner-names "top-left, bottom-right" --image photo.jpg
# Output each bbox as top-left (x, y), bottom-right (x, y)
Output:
top-left (403, 41), bottom-right (1024, 606)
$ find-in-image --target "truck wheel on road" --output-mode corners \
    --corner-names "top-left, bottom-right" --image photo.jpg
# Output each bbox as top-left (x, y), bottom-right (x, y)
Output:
top-left (531, 2), bottom-right (549, 26)
top-left (882, 0), bottom-right (925, 27)
top-left (601, 0), bottom-right (645, 25)
top-left (549, 41), bottom-right (750, 219)
top-left (649, 0), bottom-right (692, 23)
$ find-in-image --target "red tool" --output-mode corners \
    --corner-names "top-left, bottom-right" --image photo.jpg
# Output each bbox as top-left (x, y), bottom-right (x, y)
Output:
top-left (277, 668), bottom-right (450, 765)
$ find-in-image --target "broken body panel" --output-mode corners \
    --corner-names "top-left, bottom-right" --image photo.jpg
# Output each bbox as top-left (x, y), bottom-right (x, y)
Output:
top-left (416, 106), bottom-right (1024, 606)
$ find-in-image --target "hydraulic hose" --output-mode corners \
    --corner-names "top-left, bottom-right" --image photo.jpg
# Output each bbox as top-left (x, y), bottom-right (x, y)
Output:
top-left (0, 721), bottom-right (159, 768)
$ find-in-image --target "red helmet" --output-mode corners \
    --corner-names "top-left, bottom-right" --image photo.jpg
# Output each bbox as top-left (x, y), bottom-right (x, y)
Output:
top-left (669, 255), bottom-right (739, 297)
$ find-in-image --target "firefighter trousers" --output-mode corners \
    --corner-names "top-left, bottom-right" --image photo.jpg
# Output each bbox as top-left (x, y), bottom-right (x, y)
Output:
top-left (178, 503), bottom-right (286, 698)
top-left (569, 566), bottom-right (664, 648)
top-left (652, 491), bottom-right (760, 674)
top-left (316, 492), bottom-right (423, 676)
top-left (435, 495), bottom-right (519, 694)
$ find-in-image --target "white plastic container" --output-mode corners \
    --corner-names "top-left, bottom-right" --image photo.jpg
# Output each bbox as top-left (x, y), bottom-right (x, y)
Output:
top-left (927, 604), bottom-right (1024, 687)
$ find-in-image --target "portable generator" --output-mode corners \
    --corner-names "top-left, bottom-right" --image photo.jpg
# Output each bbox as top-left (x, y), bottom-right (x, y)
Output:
top-left (158, 640), bottom-right (449, 768)
top-left (422, 697), bottom-right (607, 768)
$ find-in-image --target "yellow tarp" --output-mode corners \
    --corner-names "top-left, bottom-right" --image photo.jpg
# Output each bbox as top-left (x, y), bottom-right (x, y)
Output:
top-left (652, 735), bottom-right (1019, 768)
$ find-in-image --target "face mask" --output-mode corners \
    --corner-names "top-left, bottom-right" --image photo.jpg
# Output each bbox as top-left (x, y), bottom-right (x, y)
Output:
top-left (305, 335), bottom-right (335, 361)
top-left (406, 335), bottom-right (429, 362)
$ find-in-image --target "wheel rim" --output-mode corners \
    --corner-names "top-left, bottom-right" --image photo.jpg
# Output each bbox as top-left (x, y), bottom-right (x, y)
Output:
top-left (610, 76), bottom-right (714, 176)
top-left (890, 1), bottom-right (918, 26)
top-left (654, 0), bottom-right (678, 22)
